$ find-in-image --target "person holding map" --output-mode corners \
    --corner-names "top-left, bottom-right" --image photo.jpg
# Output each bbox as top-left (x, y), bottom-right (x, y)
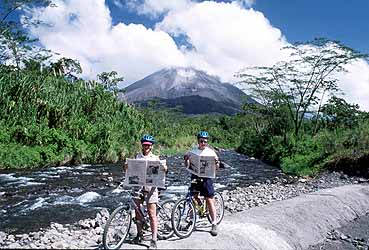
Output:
top-left (184, 131), bottom-right (220, 236)
top-left (123, 134), bottom-right (167, 249)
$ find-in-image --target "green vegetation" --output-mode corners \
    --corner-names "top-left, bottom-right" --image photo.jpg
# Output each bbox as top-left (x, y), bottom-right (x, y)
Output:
top-left (140, 104), bottom-right (247, 154)
top-left (1, 1), bottom-right (368, 177)
top-left (235, 38), bottom-right (369, 176)
top-left (0, 62), bottom-right (150, 169)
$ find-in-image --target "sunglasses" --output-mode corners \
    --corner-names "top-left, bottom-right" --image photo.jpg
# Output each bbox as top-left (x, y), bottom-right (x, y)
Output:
top-left (199, 140), bottom-right (208, 144)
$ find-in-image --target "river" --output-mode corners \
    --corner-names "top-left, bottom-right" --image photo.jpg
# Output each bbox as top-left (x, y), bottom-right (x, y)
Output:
top-left (0, 150), bottom-right (290, 234)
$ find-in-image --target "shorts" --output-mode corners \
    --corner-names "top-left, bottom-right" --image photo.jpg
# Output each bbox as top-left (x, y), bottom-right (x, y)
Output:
top-left (133, 187), bottom-right (159, 204)
top-left (190, 175), bottom-right (215, 198)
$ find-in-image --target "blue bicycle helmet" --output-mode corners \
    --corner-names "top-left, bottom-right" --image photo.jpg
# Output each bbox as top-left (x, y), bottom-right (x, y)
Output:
top-left (197, 131), bottom-right (209, 139)
top-left (141, 134), bottom-right (155, 145)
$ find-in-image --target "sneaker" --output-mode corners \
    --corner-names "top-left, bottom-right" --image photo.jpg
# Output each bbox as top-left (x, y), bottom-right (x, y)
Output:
top-left (132, 234), bottom-right (143, 244)
top-left (149, 240), bottom-right (157, 250)
top-left (210, 224), bottom-right (218, 236)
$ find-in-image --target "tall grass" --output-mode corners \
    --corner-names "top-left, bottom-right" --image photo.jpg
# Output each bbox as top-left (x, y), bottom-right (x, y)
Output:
top-left (0, 65), bottom-right (146, 169)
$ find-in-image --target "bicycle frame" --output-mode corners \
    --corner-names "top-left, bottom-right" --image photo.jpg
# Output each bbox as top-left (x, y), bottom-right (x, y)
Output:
top-left (127, 192), bottom-right (154, 233)
top-left (184, 188), bottom-right (208, 217)
top-left (103, 190), bottom-right (175, 250)
top-left (129, 191), bottom-right (175, 234)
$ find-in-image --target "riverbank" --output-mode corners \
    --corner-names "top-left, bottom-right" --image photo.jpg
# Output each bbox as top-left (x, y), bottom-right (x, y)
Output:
top-left (0, 171), bottom-right (367, 249)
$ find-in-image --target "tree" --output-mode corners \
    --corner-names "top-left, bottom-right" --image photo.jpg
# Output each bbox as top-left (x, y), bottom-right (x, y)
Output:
top-left (0, 0), bottom-right (52, 68)
top-left (320, 96), bottom-right (364, 129)
top-left (236, 38), bottom-right (368, 137)
top-left (50, 57), bottom-right (82, 80)
top-left (97, 71), bottom-right (124, 93)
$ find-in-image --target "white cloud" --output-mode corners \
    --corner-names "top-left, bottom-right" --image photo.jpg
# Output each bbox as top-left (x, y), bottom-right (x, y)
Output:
top-left (338, 60), bottom-right (369, 111)
top-left (25, 0), bottom-right (186, 84)
top-left (127, 0), bottom-right (194, 18)
top-left (23, 0), bottom-right (369, 111)
top-left (156, 1), bottom-right (288, 82)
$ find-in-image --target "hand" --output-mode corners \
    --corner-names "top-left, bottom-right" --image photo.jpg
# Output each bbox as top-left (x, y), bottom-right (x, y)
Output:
top-left (163, 164), bottom-right (168, 173)
top-left (184, 154), bottom-right (190, 167)
top-left (215, 159), bottom-right (220, 170)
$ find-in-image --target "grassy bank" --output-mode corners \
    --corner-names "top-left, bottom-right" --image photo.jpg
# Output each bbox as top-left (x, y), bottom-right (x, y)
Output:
top-left (237, 115), bottom-right (369, 177)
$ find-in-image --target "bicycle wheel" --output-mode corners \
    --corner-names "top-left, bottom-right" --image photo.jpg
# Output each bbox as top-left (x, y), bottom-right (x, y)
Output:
top-left (207, 191), bottom-right (225, 225)
top-left (103, 205), bottom-right (132, 250)
top-left (171, 198), bottom-right (196, 238)
top-left (157, 199), bottom-right (176, 240)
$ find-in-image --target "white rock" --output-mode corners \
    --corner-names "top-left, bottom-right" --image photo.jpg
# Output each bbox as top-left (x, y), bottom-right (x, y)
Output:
top-left (51, 241), bottom-right (67, 249)
top-left (6, 242), bottom-right (22, 248)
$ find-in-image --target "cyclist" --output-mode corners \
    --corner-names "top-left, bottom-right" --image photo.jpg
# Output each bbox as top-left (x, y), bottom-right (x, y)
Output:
top-left (184, 131), bottom-right (220, 236)
top-left (124, 134), bottom-right (167, 249)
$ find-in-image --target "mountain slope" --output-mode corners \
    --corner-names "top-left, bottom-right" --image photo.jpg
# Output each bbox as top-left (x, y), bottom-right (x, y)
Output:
top-left (122, 67), bottom-right (255, 114)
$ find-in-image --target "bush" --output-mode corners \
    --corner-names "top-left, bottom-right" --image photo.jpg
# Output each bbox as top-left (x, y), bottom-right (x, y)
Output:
top-left (0, 144), bottom-right (42, 169)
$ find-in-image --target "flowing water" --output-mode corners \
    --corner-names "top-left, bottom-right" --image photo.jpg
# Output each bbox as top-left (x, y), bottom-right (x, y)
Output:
top-left (0, 150), bottom-right (290, 234)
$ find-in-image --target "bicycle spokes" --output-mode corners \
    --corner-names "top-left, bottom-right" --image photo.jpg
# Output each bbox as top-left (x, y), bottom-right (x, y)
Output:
top-left (171, 199), bottom-right (196, 238)
top-left (103, 206), bottom-right (132, 250)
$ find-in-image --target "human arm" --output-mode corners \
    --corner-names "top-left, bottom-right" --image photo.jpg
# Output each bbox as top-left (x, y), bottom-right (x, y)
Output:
top-left (122, 160), bottom-right (128, 171)
top-left (184, 153), bottom-right (190, 167)
top-left (163, 161), bottom-right (168, 173)
top-left (215, 158), bottom-right (220, 170)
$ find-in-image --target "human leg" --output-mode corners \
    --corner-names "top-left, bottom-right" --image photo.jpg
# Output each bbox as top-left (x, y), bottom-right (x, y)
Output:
top-left (202, 179), bottom-right (218, 236)
top-left (205, 197), bottom-right (217, 224)
top-left (147, 203), bottom-right (158, 243)
top-left (206, 197), bottom-right (218, 236)
top-left (146, 187), bottom-right (159, 249)
top-left (133, 198), bottom-right (144, 243)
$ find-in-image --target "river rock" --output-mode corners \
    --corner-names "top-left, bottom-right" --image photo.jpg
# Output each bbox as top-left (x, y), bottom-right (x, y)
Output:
top-left (94, 226), bottom-right (103, 235)
top-left (78, 219), bottom-right (91, 229)
top-left (340, 234), bottom-right (349, 240)
top-left (5, 242), bottom-right (22, 248)
top-left (50, 222), bottom-right (64, 231)
top-left (0, 231), bottom-right (7, 242)
top-left (51, 241), bottom-right (67, 249)
top-left (7, 234), bottom-right (15, 242)
top-left (29, 231), bottom-right (40, 240)
top-left (358, 178), bottom-right (368, 183)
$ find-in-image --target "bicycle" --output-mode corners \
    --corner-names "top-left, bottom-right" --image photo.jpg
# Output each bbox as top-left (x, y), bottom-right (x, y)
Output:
top-left (171, 186), bottom-right (224, 238)
top-left (102, 190), bottom-right (175, 250)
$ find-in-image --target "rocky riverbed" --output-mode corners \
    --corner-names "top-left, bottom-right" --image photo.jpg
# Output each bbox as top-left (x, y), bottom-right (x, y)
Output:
top-left (0, 171), bottom-right (368, 249)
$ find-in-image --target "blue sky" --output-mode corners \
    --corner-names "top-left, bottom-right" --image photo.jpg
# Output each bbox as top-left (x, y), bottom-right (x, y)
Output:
top-left (253, 0), bottom-right (369, 55)
top-left (7, 0), bottom-right (369, 110)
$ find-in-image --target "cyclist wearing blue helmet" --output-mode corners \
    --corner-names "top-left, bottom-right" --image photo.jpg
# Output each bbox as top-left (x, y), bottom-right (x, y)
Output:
top-left (184, 131), bottom-right (220, 236)
top-left (124, 134), bottom-right (166, 249)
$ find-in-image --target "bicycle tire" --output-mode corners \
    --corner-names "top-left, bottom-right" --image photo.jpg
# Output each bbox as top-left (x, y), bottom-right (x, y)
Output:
top-left (103, 205), bottom-right (132, 250)
top-left (206, 191), bottom-right (225, 225)
top-left (171, 198), bottom-right (196, 238)
top-left (157, 199), bottom-right (176, 240)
